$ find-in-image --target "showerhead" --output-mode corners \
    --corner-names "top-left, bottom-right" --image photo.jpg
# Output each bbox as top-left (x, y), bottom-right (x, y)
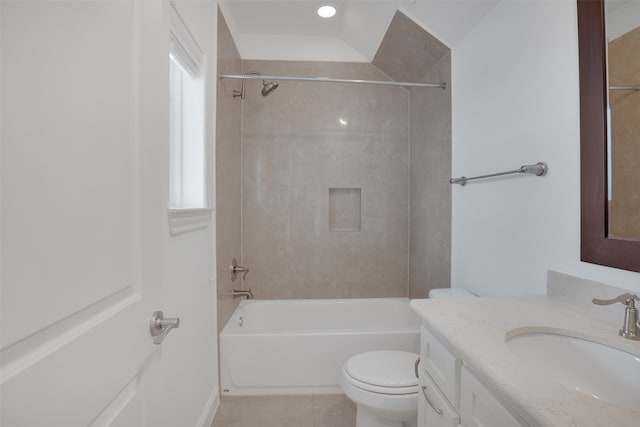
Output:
top-left (233, 71), bottom-right (278, 99)
top-left (261, 80), bottom-right (279, 97)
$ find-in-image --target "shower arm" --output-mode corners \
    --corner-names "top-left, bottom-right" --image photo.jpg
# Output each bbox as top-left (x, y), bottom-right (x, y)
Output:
top-left (233, 71), bottom-right (262, 99)
top-left (220, 73), bottom-right (447, 90)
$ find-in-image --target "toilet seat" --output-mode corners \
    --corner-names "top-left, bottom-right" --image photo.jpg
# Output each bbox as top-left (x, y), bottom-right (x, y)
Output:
top-left (343, 351), bottom-right (419, 395)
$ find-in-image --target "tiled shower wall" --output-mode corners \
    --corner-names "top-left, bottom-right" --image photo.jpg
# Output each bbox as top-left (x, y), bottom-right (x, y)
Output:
top-left (216, 9), bottom-right (242, 331)
top-left (241, 60), bottom-right (409, 299)
top-left (372, 11), bottom-right (452, 298)
top-left (608, 26), bottom-right (640, 240)
top-left (408, 54), bottom-right (452, 298)
top-left (216, 9), bottom-right (451, 306)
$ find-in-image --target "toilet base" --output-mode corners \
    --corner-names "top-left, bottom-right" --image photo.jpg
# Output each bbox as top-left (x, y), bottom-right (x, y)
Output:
top-left (356, 406), bottom-right (417, 427)
top-left (341, 351), bottom-right (419, 427)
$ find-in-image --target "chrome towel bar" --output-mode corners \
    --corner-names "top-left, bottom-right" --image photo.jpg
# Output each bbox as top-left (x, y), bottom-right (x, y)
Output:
top-left (450, 162), bottom-right (548, 186)
top-left (610, 85), bottom-right (640, 91)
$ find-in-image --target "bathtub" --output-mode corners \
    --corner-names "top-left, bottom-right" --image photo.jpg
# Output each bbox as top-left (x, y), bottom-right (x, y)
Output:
top-left (220, 298), bottom-right (420, 396)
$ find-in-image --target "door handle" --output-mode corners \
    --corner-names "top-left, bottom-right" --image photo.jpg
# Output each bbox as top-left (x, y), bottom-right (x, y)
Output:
top-left (150, 311), bottom-right (180, 344)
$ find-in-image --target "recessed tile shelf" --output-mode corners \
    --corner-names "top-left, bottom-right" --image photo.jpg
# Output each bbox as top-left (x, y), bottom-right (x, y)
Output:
top-left (329, 188), bottom-right (361, 232)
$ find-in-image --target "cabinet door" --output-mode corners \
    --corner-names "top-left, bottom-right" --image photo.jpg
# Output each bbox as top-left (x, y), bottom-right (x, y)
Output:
top-left (421, 326), bottom-right (459, 405)
top-left (418, 372), bottom-right (460, 427)
top-left (460, 366), bottom-right (526, 427)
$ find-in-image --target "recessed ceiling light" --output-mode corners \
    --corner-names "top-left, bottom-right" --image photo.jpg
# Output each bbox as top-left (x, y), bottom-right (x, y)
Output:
top-left (317, 5), bottom-right (336, 18)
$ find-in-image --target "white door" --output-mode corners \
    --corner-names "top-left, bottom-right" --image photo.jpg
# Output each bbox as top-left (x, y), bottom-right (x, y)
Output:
top-left (1, 1), bottom-right (171, 425)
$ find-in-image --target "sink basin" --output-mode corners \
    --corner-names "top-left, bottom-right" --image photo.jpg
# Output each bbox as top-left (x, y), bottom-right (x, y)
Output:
top-left (506, 331), bottom-right (640, 410)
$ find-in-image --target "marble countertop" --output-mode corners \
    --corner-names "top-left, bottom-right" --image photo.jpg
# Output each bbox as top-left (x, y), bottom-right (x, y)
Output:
top-left (410, 296), bottom-right (640, 427)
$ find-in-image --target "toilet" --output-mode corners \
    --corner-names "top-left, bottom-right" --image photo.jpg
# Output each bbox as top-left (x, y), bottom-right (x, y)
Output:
top-left (341, 288), bottom-right (476, 427)
top-left (341, 350), bottom-right (419, 427)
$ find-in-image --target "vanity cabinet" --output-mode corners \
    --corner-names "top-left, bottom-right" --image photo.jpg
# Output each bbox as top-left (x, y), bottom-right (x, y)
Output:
top-left (417, 373), bottom-right (459, 427)
top-left (459, 366), bottom-right (524, 427)
top-left (419, 326), bottom-right (459, 406)
top-left (418, 325), bottom-right (527, 427)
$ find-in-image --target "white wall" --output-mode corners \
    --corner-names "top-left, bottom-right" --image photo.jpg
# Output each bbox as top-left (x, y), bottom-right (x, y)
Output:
top-left (607, 0), bottom-right (640, 40)
top-left (159, 1), bottom-right (219, 425)
top-left (451, 0), bottom-right (640, 297)
top-left (236, 34), bottom-right (368, 62)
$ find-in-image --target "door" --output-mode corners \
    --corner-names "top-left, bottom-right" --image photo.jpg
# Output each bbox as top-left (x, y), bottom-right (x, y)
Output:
top-left (1, 1), bottom-right (170, 425)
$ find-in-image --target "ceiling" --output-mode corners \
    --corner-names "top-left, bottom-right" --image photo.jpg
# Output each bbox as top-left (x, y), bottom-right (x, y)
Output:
top-left (219, 0), bottom-right (500, 62)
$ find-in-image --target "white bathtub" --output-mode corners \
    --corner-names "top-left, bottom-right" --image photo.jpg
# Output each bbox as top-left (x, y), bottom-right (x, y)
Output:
top-left (220, 298), bottom-right (420, 396)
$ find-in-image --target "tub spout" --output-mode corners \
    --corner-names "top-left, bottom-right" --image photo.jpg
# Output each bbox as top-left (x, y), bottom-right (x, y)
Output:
top-left (232, 289), bottom-right (254, 300)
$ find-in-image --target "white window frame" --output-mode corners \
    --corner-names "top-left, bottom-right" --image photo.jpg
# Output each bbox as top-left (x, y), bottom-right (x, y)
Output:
top-left (167, 4), bottom-right (212, 234)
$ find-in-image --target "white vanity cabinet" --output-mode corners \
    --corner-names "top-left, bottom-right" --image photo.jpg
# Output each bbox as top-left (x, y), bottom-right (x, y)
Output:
top-left (459, 366), bottom-right (525, 427)
top-left (417, 325), bottom-right (461, 427)
top-left (419, 326), bottom-right (459, 406)
top-left (418, 372), bottom-right (459, 427)
top-left (418, 325), bottom-right (527, 427)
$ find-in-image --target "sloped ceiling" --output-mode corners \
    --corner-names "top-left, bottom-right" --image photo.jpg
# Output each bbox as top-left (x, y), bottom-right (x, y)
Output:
top-left (372, 11), bottom-right (449, 83)
top-left (220, 0), bottom-right (499, 62)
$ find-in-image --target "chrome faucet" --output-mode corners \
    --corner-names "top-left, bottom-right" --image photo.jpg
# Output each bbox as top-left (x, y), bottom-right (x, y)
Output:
top-left (232, 289), bottom-right (254, 300)
top-left (230, 258), bottom-right (249, 282)
top-left (592, 293), bottom-right (640, 340)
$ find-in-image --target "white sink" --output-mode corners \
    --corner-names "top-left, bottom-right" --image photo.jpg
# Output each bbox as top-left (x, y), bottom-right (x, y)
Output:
top-left (506, 331), bottom-right (640, 410)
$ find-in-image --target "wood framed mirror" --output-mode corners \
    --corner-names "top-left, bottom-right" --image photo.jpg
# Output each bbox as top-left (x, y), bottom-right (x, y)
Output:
top-left (577, 0), bottom-right (640, 272)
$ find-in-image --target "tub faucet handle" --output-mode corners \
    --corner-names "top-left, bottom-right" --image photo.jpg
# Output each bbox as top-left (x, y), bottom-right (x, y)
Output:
top-left (592, 293), bottom-right (640, 340)
top-left (230, 258), bottom-right (249, 281)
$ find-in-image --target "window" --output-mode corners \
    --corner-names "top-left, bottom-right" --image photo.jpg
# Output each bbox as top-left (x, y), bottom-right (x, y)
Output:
top-left (167, 5), bottom-right (211, 233)
top-left (169, 54), bottom-right (206, 209)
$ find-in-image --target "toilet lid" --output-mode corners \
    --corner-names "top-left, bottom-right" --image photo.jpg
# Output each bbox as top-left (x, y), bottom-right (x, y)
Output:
top-left (344, 351), bottom-right (419, 390)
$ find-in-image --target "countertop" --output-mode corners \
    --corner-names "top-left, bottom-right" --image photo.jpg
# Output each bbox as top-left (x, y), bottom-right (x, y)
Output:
top-left (410, 296), bottom-right (640, 427)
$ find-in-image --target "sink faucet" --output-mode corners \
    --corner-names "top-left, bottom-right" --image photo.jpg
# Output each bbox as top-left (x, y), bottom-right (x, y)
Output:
top-left (592, 293), bottom-right (640, 340)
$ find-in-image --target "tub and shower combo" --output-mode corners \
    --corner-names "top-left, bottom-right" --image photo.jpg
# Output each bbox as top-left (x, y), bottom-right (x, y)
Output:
top-left (220, 298), bottom-right (420, 396)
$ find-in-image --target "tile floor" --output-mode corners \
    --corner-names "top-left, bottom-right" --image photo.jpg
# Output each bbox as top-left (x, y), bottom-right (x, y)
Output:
top-left (211, 394), bottom-right (356, 427)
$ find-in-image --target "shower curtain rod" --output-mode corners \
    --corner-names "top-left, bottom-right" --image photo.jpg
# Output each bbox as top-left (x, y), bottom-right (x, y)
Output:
top-left (219, 73), bottom-right (447, 89)
top-left (610, 85), bottom-right (640, 91)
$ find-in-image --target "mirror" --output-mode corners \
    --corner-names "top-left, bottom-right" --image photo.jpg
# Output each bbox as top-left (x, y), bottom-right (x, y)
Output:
top-left (605, 0), bottom-right (639, 240)
top-left (577, 0), bottom-right (640, 272)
